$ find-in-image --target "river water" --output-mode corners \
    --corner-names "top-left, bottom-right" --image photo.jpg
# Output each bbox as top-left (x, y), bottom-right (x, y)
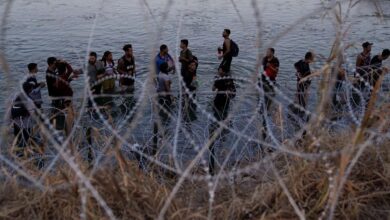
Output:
top-left (0, 0), bottom-right (389, 162)
top-left (1, 0), bottom-right (389, 101)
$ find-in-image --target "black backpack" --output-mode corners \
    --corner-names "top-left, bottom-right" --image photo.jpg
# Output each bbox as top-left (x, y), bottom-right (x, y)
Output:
top-left (230, 40), bottom-right (239, 57)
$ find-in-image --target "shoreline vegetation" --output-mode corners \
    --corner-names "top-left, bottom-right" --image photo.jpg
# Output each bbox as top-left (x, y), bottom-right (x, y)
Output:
top-left (1, 127), bottom-right (390, 219)
top-left (1, 0), bottom-right (390, 219)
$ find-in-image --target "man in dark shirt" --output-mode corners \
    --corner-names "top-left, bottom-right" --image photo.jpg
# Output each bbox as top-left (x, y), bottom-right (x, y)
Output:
top-left (182, 59), bottom-right (199, 123)
top-left (370, 49), bottom-right (390, 87)
top-left (294, 51), bottom-right (315, 109)
top-left (46, 57), bottom-right (58, 101)
top-left (260, 48), bottom-right (280, 111)
top-left (87, 52), bottom-right (104, 108)
top-left (45, 57), bottom-right (80, 132)
top-left (117, 44), bottom-right (136, 116)
top-left (45, 57), bottom-right (66, 130)
top-left (179, 39), bottom-right (193, 88)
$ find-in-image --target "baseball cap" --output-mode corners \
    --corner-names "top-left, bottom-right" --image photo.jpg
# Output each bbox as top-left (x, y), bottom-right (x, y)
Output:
top-left (362, 42), bottom-right (373, 48)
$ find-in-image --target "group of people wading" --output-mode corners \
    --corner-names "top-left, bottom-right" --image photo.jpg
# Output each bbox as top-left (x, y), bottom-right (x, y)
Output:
top-left (10, 28), bottom-right (390, 174)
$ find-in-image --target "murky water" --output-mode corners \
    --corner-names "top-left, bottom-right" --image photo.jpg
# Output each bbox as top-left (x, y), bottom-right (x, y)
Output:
top-left (1, 0), bottom-right (389, 102)
top-left (0, 0), bottom-right (389, 135)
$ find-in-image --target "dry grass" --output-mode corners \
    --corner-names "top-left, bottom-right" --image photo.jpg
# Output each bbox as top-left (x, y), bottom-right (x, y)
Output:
top-left (1, 128), bottom-right (390, 220)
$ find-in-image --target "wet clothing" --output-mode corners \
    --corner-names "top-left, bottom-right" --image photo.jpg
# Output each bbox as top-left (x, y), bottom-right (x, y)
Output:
top-left (213, 76), bottom-right (235, 121)
top-left (118, 55), bottom-right (135, 87)
top-left (156, 53), bottom-right (175, 74)
top-left (294, 60), bottom-right (312, 109)
top-left (262, 56), bottom-right (280, 81)
top-left (219, 39), bottom-right (233, 72)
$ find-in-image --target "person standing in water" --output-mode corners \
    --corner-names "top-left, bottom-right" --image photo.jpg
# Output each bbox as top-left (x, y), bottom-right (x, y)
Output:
top-left (259, 48), bottom-right (280, 142)
top-left (156, 44), bottom-right (176, 75)
top-left (355, 41), bottom-right (373, 79)
top-left (369, 48), bottom-right (390, 88)
top-left (209, 66), bottom-right (236, 175)
top-left (218, 29), bottom-right (233, 73)
top-left (87, 52), bottom-right (104, 108)
top-left (179, 39), bottom-right (193, 87)
top-left (151, 62), bottom-right (173, 156)
top-left (101, 51), bottom-right (117, 107)
top-left (352, 42), bottom-right (373, 108)
top-left (260, 48), bottom-right (280, 111)
top-left (117, 44), bottom-right (136, 115)
top-left (294, 51), bottom-right (315, 110)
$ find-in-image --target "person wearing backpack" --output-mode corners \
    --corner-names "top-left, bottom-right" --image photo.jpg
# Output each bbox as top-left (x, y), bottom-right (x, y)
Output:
top-left (218, 29), bottom-right (239, 73)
